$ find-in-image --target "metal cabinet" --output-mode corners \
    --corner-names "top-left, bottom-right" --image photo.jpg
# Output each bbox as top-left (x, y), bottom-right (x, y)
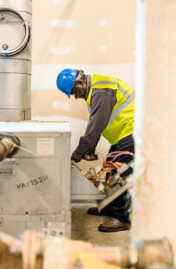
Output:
top-left (0, 121), bottom-right (71, 238)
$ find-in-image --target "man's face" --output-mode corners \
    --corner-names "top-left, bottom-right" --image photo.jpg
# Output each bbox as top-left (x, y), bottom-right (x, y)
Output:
top-left (72, 81), bottom-right (87, 99)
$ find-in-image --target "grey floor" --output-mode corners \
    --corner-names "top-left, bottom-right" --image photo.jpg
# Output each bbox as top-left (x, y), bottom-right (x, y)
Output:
top-left (71, 208), bottom-right (130, 247)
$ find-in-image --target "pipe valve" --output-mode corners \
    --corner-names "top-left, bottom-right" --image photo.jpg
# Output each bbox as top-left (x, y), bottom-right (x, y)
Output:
top-left (0, 133), bottom-right (20, 161)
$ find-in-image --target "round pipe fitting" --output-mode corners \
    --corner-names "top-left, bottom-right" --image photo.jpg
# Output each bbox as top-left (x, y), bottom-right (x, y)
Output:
top-left (0, 6), bottom-right (30, 57)
top-left (0, 133), bottom-right (20, 161)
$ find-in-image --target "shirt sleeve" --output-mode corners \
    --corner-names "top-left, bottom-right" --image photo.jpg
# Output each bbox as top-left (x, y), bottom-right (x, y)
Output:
top-left (76, 88), bottom-right (116, 154)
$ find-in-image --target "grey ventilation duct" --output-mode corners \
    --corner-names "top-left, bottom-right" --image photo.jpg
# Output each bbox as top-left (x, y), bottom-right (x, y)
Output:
top-left (0, 1), bottom-right (32, 121)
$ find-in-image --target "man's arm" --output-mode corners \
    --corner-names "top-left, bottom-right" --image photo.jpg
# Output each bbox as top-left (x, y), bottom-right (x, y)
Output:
top-left (75, 88), bottom-right (116, 155)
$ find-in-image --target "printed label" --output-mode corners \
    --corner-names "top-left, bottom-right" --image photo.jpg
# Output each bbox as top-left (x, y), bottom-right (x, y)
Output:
top-left (16, 174), bottom-right (48, 190)
top-left (2, 44), bottom-right (9, 50)
top-left (0, 166), bottom-right (15, 176)
top-left (37, 138), bottom-right (54, 156)
top-left (42, 222), bottom-right (65, 237)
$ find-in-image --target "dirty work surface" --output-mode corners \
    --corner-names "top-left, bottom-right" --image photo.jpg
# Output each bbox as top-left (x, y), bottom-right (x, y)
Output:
top-left (71, 208), bottom-right (130, 247)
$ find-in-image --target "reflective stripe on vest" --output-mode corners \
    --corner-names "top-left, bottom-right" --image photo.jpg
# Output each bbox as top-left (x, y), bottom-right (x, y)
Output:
top-left (108, 91), bottom-right (135, 125)
top-left (92, 81), bottom-right (131, 98)
top-left (88, 81), bottom-right (134, 126)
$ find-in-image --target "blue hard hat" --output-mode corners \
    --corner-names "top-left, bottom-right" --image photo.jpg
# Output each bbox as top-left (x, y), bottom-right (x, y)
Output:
top-left (56, 69), bottom-right (78, 98)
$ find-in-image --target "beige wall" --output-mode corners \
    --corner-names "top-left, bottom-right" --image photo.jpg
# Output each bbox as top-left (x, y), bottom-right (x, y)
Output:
top-left (32, 0), bottom-right (136, 65)
top-left (32, 0), bottom-right (136, 169)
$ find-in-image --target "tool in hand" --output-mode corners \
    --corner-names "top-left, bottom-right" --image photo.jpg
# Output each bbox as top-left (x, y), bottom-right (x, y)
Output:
top-left (83, 153), bottom-right (98, 161)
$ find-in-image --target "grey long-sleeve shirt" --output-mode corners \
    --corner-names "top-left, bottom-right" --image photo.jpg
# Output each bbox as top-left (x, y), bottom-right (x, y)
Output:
top-left (76, 75), bottom-right (117, 154)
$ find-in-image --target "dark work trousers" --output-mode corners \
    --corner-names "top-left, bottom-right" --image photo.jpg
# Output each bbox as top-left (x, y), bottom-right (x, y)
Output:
top-left (107, 134), bottom-right (134, 224)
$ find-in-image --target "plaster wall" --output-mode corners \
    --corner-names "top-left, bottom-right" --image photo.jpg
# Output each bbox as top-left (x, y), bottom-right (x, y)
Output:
top-left (31, 0), bottom-right (136, 170)
top-left (132, 0), bottom-right (176, 261)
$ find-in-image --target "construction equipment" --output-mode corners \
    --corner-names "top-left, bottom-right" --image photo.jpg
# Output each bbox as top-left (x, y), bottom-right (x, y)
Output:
top-left (72, 151), bottom-right (134, 211)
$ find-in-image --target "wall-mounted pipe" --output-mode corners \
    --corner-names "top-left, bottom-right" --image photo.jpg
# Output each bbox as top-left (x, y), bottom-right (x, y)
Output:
top-left (0, 133), bottom-right (20, 161)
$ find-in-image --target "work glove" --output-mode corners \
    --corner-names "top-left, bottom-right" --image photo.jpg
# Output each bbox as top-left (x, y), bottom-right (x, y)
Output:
top-left (71, 150), bottom-right (83, 163)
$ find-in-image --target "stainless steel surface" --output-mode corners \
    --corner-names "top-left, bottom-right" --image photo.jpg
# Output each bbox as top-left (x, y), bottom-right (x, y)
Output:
top-left (0, 122), bottom-right (71, 238)
top-left (1, 11), bottom-right (32, 61)
top-left (0, 108), bottom-right (31, 121)
top-left (0, 0), bottom-right (32, 14)
top-left (0, 6), bottom-right (30, 57)
top-left (0, 1), bottom-right (31, 121)
top-left (0, 58), bottom-right (31, 73)
top-left (0, 6), bottom-right (32, 60)
top-left (71, 161), bottom-right (105, 201)
top-left (0, 73), bottom-right (31, 120)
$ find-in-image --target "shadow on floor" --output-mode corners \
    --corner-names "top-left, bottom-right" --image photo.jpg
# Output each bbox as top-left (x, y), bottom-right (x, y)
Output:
top-left (71, 208), bottom-right (130, 247)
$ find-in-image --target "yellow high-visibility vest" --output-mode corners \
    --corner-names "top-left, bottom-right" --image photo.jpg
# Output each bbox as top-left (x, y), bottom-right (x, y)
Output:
top-left (86, 75), bottom-right (135, 145)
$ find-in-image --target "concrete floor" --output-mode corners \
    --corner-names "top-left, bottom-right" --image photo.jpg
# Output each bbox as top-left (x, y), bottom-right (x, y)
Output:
top-left (71, 208), bottom-right (130, 247)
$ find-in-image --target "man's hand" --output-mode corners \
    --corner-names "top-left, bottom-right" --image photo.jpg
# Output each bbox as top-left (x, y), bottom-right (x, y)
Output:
top-left (71, 150), bottom-right (83, 163)
top-left (86, 145), bottom-right (96, 155)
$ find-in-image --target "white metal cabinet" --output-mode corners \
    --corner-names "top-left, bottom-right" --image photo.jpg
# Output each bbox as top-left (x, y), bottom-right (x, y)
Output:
top-left (0, 121), bottom-right (71, 238)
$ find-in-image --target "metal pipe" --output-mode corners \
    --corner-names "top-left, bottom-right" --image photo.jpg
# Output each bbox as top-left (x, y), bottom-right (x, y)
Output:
top-left (10, 238), bottom-right (174, 269)
top-left (86, 238), bottom-right (174, 268)
top-left (0, 1), bottom-right (32, 121)
top-left (0, 133), bottom-right (20, 161)
top-left (0, 138), bottom-right (14, 161)
top-left (0, 234), bottom-right (174, 269)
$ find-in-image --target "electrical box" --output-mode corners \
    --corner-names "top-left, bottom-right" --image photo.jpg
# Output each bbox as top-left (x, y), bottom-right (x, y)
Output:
top-left (0, 121), bottom-right (71, 238)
